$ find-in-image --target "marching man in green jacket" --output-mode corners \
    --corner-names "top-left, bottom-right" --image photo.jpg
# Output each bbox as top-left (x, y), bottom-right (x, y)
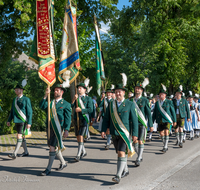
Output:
top-left (7, 80), bottom-right (32, 159)
top-left (152, 84), bottom-right (177, 153)
top-left (99, 87), bottom-right (114, 149)
top-left (39, 84), bottom-right (71, 176)
top-left (131, 78), bottom-right (153, 167)
top-left (172, 85), bottom-right (190, 148)
top-left (101, 73), bottom-right (138, 184)
top-left (71, 78), bottom-right (93, 162)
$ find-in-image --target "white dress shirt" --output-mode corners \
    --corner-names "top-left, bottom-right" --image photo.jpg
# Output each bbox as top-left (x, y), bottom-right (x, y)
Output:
top-left (160, 98), bottom-right (166, 106)
top-left (117, 98), bottom-right (125, 107)
top-left (135, 95), bottom-right (142, 102)
top-left (56, 98), bottom-right (62, 104)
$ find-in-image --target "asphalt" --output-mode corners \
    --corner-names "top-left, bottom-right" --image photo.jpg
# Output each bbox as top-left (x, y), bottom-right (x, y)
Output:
top-left (1, 127), bottom-right (200, 190)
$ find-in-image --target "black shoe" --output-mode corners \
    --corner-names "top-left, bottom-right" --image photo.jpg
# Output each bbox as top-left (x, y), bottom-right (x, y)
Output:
top-left (121, 171), bottom-right (129, 178)
top-left (161, 148), bottom-right (167, 153)
top-left (105, 144), bottom-right (110, 150)
top-left (191, 137), bottom-right (194, 140)
top-left (8, 154), bottom-right (16, 159)
top-left (80, 152), bottom-right (87, 158)
top-left (135, 160), bottom-right (140, 167)
top-left (74, 156), bottom-right (80, 162)
top-left (56, 163), bottom-right (67, 171)
top-left (179, 143), bottom-right (183, 148)
top-left (18, 152), bottom-right (29, 157)
top-left (112, 176), bottom-right (120, 184)
top-left (183, 139), bottom-right (186, 143)
top-left (40, 169), bottom-right (51, 176)
top-left (175, 140), bottom-right (179, 146)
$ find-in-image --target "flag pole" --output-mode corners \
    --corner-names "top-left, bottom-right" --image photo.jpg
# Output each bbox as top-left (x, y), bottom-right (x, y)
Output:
top-left (75, 79), bottom-right (79, 131)
top-left (48, 85), bottom-right (50, 140)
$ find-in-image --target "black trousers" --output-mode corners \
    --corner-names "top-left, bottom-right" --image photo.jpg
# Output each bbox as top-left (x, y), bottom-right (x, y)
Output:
top-left (47, 128), bottom-right (58, 148)
top-left (75, 119), bottom-right (87, 136)
top-left (138, 125), bottom-right (146, 141)
top-left (112, 135), bottom-right (127, 153)
top-left (15, 123), bottom-right (26, 134)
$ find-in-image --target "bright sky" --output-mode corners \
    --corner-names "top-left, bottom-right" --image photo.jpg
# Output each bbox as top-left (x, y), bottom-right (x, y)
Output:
top-left (100, 0), bottom-right (132, 31)
top-left (117, 0), bottom-right (132, 10)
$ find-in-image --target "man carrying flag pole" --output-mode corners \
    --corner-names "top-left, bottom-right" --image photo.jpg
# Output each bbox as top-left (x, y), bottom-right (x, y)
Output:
top-left (29, 0), bottom-right (58, 175)
top-left (39, 83), bottom-right (71, 176)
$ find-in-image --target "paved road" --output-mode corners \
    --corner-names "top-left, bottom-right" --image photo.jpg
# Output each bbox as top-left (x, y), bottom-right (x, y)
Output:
top-left (0, 130), bottom-right (200, 190)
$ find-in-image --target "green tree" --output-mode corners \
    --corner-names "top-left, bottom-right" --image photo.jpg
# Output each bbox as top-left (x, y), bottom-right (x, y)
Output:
top-left (0, 0), bottom-right (119, 134)
top-left (110, 0), bottom-right (200, 95)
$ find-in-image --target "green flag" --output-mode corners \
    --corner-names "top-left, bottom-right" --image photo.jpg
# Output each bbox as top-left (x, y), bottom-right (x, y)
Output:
top-left (96, 35), bottom-right (102, 96)
top-left (94, 15), bottom-right (105, 95)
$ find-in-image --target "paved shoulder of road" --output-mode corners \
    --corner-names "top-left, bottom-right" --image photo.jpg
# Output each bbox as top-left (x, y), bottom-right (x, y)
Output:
top-left (0, 124), bottom-right (200, 190)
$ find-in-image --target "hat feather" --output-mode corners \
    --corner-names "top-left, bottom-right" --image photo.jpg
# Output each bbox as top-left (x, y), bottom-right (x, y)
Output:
top-left (111, 84), bottom-right (115, 90)
top-left (62, 79), bottom-right (70, 88)
top-left (87, 86), bottom-right (93, 93)
top-left (150, 93), bottom-right (153, 98)
top-left (84, 78), bottom-right (90, 87)
top-left (144, 92), bottom-right (147, 97)
top-left (121, 73), bottom-right (127, 87)
top-left (195, 94), bottom-right (199, 98)
top-left (189, 91), bottom-right (192, 96)
top-left (161, 83), bottom-right (167, 91)
top-left (142, 78), bottom-right (149, 88)
top-left (22, 79), bottom-right (27, 87)
top-left (170, 95), bottom-right (174, 99)
top-left (182, 92), bottom-right (185, 96)
top-left (179, 85), bottom-right (183, 91)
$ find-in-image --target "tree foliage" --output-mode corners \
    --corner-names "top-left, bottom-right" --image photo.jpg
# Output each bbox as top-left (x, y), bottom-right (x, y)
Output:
top-left (110, 0), bottom-right (200, 95)
top-left (1, 0), bottom-right (200, 134)
top-left (0, 0), bottom-right (118, 134)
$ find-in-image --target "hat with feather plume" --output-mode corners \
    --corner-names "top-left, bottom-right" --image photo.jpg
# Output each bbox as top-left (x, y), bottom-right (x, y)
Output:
top-left (114, 73), bottom-right (128, 91)
top-left (176, 85), bottom-right (183, 94)
top-left (135, 78), bottom-right (149, 90)
top-left (159, 84), bottom-right (168, 94)
top-left (76, 78), bottom-right (90, 90)
top-left (187, 91), bottom-right (194, 98)
top-left (106, 84), bottom-right (115, 93)
top-left (15, 79), bottom-right (27, 90)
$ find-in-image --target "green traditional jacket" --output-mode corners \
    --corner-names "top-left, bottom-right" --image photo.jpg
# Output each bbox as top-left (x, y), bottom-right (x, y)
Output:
top-left (132, 96), bottom-right (153, 128)
top-left (8, 95), bottom-right (32, 125)
top-left (88, 96), bottom-right (96, 120)
top-left (39, 98), bottom-right (72, 131)
top-left (71, 95), bottom-right (93, 121)
top-left (172, 98), bottom-right (190, 119)
top-left (99, 98), bottom-right (113, 117)
top-left (152, 99), bottom-right (177, 124)
top-left (101, 99), bottom-right (138, 137)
